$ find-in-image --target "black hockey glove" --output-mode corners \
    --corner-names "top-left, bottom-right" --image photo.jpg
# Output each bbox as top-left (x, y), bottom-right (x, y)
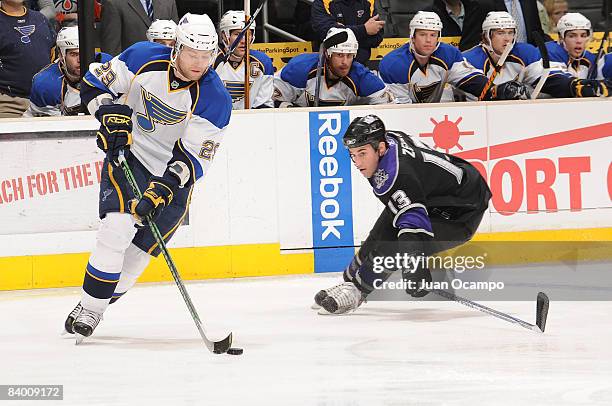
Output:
top-left (130, 175), bottom-right (177, 226)
top-left (95, 104), bottom-right (133, 167)
top-left (402, 264), bottom-right (432, 298)
top-left (570, 79), bottom-right (611, 97)
top-left (488, 80), bottom-right (530, 100)
top-left (129, 161), bottom-right (190, 226)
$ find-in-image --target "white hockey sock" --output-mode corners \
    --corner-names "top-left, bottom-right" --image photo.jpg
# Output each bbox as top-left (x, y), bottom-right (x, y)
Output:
top-left (81, 213), bottom-right (137, 314)
top-left (111, 243), bottom-right (151, 302)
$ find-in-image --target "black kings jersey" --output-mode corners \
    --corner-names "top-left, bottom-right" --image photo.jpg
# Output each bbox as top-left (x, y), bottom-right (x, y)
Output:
top-left (369, 131), bottom-right (491, 239)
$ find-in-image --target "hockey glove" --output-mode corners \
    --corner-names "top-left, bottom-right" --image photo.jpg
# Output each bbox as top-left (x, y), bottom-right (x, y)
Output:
top-left (402, 264), bottom-right (432, 298)
top-left (95, 104), bottom-right (133, 166)
top-left (571, 79), bottom-right (610, 98)
top-left (129, 161), bottom-right (190, 226)
top-left (489, 80), bottom-right (530, 100)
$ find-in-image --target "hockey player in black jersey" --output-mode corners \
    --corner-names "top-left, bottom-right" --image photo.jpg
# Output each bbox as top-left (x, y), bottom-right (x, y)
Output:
top-left (314, 115), bottom-right (491, 315)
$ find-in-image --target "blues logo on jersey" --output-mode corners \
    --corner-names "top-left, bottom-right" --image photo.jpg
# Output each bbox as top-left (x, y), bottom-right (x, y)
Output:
top-left (136, 87), bottom-right (188, 132)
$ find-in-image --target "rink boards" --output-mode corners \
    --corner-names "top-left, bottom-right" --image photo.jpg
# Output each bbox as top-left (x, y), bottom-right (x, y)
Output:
top-left (0, 99), bottom-right (611, 290)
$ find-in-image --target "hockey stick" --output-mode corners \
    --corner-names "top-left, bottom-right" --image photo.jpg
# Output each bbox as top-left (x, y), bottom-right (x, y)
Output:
top-left (244, 0), bottom-right (251, 109)
top-left (531, 31), bottom-right (550, 99)
top-left (431, 289), bottom-right (549, 333)
top-left (587, 28), bottom-right (610, 80)
top-left (223, 0), bottom-right (268, 63)
top-left (478, 40), bottom-right (513, 100)
top-left (314, 30), bottom-right (349, 107)
top-left (118, 152), bottom-right (233, 354)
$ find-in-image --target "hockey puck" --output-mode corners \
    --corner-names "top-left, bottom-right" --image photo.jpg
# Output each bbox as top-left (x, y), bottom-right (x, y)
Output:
top-left (227, 347), bottom-right (243, 355)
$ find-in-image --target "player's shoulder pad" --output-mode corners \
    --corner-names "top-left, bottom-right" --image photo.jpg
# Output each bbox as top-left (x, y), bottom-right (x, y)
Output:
top-left (118, 41), bottom-right (172, 74)
top-left (371, 135), bottom-right (400, 196)
top-left (379, 43), bottom-right (411, 84)
top-left (193, 69), bottom-right (232, 129)
top-left (545, 41), bottom-right (567, 62)
top-left (584, 50), bottom-right (596, 65)
top-left (433, 42), bottom-right (464, 67)
top-left (30, 62), bottom-right (63, 107)
top-left (347, 60), bottom-right (385, 96)
top-left (462, 44), bottom-right (487, 68)
top-left (280, 53), bottom-right (318, 88)
top-left (512, 42), bottom-right (541, 65)
top-left (250, 49), bottom-right (275, 75)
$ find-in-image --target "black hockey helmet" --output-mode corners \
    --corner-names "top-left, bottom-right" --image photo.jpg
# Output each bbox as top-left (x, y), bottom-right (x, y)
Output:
top-left (342, 115), bottom-right (386, 149)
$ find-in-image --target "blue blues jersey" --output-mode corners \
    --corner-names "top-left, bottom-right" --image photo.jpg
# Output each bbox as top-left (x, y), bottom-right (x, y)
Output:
top-left (273, 53), bottom-right (393, 107)
top-left (463, 43), bottom-right (573, 98)
top-left (25, 52), bottom-right (112, 117)
top-left (0, 6), bottom-right (55, 97)
top-left (379, 42), bottom-right (487, 103)
top-left (545, 41), bottom-right (596, 79)
top-left (82, 41), bottom-right (232, 184)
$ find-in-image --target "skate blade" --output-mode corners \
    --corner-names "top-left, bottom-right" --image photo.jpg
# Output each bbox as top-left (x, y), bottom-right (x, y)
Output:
top-left (75, 333), bottom-right (86, 345)
top-left (61, 329), bottom-right (73, 336)
top-left (311, 303), bottom-right (321, 310)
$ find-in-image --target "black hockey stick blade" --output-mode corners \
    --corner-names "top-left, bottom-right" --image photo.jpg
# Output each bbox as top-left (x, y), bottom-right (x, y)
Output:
top-left (213, 332), bottom-right (233, 354)
top-left (323, 30), bottom-right (349, 50)
top-left (532, 31), bottom-right (549, 69)
top-left (536, 292), bottom-right (550, 333)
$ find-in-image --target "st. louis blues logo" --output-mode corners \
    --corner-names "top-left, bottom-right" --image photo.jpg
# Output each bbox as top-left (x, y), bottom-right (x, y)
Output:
top-left (14, 25), bottom-right (36, 44)
top-left (136, 87), bottom-right (188, 132)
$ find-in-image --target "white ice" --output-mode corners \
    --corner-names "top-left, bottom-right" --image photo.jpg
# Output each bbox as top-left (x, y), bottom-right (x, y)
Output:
top-left (1, 272), bottom-right (611, 406)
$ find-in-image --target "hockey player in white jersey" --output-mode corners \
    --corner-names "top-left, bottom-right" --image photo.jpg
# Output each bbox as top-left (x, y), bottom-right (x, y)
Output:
top-left (463, 12), bottom-right (590, 99)
top-left (24, 27), bottom-right (111, 117)
top-left (379, 11), bottom-right (529, 103)
top-left (214, 10), bottom-right (274, 109)
top-left (544, 13), bottom-right (611, 96)
top-left (146, 19), bottom-right (177, 48)
top-left (273, 27), bottom-right (393, 107)
top-left (63, 13), bottom-right (232, 343)
top-left (546, 13), bottom-right (595, 79)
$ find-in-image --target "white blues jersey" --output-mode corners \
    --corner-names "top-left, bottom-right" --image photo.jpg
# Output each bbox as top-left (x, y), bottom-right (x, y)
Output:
top-left (462, 42), bottom-right (572, 99)
top-left (545, 41), bottom-right (596, 79)
top-left (273, 53), bottom-right (393, 107)
top-left (379, 42), bottom-right (487, 103)
top-left (214, 49), bottom-right (274, 109)
top-left (83, 41), bottom-right (232, 183)
top-left (597, 53), bottom-right (612, 80)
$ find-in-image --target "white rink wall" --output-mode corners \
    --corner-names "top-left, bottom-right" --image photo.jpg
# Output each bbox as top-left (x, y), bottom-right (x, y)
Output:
top-left (0, 99), bottom-right (610, 279)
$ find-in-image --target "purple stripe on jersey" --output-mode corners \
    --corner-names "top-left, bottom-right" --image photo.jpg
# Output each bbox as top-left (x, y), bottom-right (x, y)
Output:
top-left (396, 207), bottom-right (432, 233)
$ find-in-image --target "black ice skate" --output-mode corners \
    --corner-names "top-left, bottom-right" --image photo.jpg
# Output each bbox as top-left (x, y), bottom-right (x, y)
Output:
top-left (62, 302), bottom-right (83, 335)
top-left (73, 308), bottom-right (103, 344)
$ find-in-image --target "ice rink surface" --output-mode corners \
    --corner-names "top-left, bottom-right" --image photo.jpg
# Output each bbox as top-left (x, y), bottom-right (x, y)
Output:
top-left (1, 272), bottom-right (611, 406)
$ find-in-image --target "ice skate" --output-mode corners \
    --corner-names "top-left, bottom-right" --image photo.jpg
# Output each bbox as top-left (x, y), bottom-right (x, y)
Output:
top-left (73, 308), bottom-right (103, 344)
top-left (318, 282), bottom-right (365, 315)
top-left (312, 282), bottom-right (349, 310)
top-left (62, 302), bottom-right (83, 335)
